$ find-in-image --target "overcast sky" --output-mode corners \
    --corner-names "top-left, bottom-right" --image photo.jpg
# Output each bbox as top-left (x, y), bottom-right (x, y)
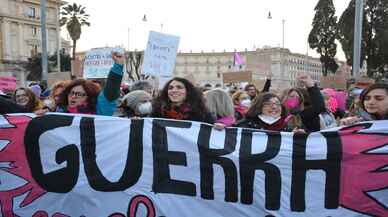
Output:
top-left (68, 0), bottom-right (351, 60)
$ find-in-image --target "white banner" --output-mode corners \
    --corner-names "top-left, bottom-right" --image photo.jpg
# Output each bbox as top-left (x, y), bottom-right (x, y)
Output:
top-left (142, 31), bottom-right (180, 77)
top-left (0, 114), bottom-right (387, 217)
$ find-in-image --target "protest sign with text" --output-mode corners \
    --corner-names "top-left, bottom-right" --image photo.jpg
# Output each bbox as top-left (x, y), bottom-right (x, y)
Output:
top-left (142, 31), bottom-right (180, 77)
top-left (83, 47), bottom-right (124, 79)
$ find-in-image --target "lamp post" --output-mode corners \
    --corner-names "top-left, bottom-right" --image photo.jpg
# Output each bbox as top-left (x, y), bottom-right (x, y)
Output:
top-left (40, 0), bottom-right (48, 85)
top-left (282, 19), bottom-right (285, 49)
top-left (353, 0), bottom-right (364, 78)
top-left (127, 27), bottom-right (130, 51)
top-left (56, 1), bottom-right (61, 73)
top-left (267, 12), bottom-right (285, 49)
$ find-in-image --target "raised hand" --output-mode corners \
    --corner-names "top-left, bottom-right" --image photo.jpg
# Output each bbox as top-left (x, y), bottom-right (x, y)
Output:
top-left (112, 51), bottom-right (124, 65)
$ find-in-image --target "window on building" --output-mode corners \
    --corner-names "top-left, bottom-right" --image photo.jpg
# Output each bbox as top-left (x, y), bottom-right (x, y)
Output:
top-left (30, 45), bottom-right (38, 57)
top-left (32, 26), bottom-right (37, 36)
top-left (28, 7), bottom-right (36, 18)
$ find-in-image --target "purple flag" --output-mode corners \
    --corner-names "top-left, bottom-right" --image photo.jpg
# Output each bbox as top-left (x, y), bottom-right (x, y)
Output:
top-left (233, 52), bottom-right (244, 66)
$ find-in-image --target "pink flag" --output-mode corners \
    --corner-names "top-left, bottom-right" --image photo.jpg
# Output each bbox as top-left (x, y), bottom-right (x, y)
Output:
top-left (233, 52), bottom-right (244, 66)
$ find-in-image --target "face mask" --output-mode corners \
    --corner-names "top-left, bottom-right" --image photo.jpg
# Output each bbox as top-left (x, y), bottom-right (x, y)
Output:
top-left (284, 97), bottom-right (300, 109)
top-left (240, 99), bottom-right (251, 108)
top-left (137, 102), bottom-right (152, 115)
top-left (258, 114), bottom-right (281, 125)
top-left (43, 99), bottom-right (54, 108)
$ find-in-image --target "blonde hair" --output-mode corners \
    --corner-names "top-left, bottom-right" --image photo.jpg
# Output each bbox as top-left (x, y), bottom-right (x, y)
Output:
top-left (231, 90), bottom-right (248, 105)
top-left (204, 88), bottom-right (234, 117)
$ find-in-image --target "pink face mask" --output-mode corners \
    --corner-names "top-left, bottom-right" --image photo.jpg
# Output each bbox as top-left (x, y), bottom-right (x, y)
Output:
top-left (284, 97), bottom-right (300, 109)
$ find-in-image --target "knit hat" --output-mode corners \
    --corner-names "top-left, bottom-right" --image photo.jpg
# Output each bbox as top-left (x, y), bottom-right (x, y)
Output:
top-left (121, 90), bottom-right (151, 110)
top-left (30, 84), bottom-right (42, 98)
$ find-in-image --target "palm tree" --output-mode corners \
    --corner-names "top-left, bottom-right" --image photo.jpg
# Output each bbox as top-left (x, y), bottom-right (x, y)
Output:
top-left (60, 3), bottom-right (90, 61)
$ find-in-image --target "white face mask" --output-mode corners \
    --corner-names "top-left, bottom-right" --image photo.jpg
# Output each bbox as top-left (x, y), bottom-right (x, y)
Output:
top-left (258, 114), bottom-right (281, 125)
top-left (240, 99), bottom-right (251, 108)
top-left (137, 102), bottom-right (152, 115)
top-left (43, 99), bottom-right (54, 108)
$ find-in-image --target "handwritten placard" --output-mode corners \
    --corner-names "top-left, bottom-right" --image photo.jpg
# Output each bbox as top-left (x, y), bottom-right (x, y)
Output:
top-left (83, 47), bottom-right (124, 79)
top-left (142, 31), bottom-right (180, 77)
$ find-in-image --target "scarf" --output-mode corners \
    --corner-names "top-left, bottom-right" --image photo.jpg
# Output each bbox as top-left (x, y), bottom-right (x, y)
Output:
top-left (161, 103), bottom-right (191, 120)
top-left (234, 105), bottom-right (248, 116)
top-left (66, 103), bottom-right (94, 114)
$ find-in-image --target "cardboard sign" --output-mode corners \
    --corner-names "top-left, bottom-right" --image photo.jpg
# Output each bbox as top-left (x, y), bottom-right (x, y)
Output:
top-left (142, 31), bottom-right (180, 77)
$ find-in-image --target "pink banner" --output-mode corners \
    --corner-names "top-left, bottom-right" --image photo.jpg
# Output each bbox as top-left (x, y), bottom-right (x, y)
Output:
top-left (0, 76), bottom-right (17, 91)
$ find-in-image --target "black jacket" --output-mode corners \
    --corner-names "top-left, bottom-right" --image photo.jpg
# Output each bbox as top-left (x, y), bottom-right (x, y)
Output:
top-left (299, 85), bottom-right (326, 132)
top-left (0, 96), bottom-right (28, 114)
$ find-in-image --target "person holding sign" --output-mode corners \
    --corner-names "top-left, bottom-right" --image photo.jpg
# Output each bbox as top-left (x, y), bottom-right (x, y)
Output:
top-left (36, 52), bottom-right (124, 116)
top-left (152, 77), bottom-right (214, 123)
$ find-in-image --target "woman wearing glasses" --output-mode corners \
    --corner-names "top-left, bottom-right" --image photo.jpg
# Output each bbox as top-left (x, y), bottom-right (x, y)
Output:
top-left (235, 92), bottom-right (288, 131)
top-left (52, 52), bottom-right (124, 116)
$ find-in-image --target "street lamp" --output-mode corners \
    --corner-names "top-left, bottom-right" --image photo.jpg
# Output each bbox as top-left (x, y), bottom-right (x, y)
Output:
top-left (267, 11), bottom-right (285, 48)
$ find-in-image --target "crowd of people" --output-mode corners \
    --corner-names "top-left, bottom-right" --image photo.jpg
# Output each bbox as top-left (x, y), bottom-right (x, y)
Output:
top-left (1, 53), bottom-right (387, 133)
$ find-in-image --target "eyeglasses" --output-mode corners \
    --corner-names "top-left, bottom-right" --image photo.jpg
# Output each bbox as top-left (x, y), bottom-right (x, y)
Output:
top-left (263, 102), bottom-right (281, 107)
top-left (69, 91), bottom-right (87, 97)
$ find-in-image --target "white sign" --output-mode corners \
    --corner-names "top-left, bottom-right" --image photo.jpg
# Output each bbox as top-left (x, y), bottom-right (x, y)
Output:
top-left (142, 31), bottom-right (180, 77)
top-left (83, 47), bottom-right (124, 79)
top-left (1, 114), bottom-right (388, 217)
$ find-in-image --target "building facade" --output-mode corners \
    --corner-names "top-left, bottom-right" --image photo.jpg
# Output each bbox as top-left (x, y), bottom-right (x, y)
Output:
top-left (174, 47), bottom-right (324, 90)
top-left (0, 0), bottom-right (69, 86)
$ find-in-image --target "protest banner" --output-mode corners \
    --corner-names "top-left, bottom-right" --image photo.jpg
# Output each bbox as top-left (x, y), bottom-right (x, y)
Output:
top-left (142, 31), bottom-right (180, 77)
top-left (0, 76), bottom-right (17, 91)
top-left (83, 47), bottom-right (124, 79)
top-left (0, 114), bottom-right (387, 217)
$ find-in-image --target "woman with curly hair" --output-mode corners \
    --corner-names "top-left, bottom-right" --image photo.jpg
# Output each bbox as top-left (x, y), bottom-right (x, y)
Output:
top-left (36, 52), bottom-right (124, 116)
top-left (152, 77), bottom-right (214, 123)
top-left (46, 80), bottom-right (69, 111)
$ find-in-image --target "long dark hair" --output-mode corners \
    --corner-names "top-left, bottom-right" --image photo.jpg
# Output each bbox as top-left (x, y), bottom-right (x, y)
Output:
top-left (246, 92), bottom-right (285, 118)
top-left (152, 77), bottom-right (209, 120)
top-left (57, 79), bottom-right (101, 112)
